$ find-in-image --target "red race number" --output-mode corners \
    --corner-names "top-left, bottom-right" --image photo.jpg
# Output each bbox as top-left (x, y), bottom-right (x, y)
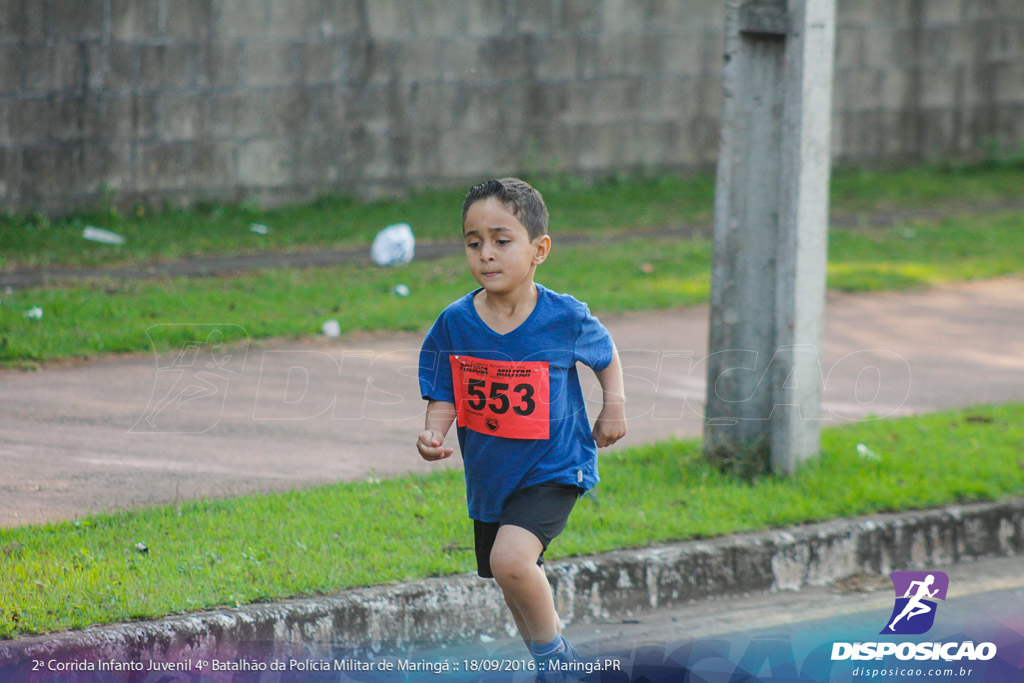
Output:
top-left (450, 355), bottom-right (550, 439)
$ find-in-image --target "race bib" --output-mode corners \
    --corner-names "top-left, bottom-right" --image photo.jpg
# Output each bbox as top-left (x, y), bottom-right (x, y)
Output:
top-left (449, 355), bottom-right (550, 439)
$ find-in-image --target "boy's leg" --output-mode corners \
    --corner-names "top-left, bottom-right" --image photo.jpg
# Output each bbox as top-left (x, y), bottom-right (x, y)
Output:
top-left (474, 520), bottom-right (553, 647)
top-left (501, 589), bottom-right (534, 648)
top-left (490, 524), bottom-right (560, 645)
top-left (502, 585), bottom-right (562, 645)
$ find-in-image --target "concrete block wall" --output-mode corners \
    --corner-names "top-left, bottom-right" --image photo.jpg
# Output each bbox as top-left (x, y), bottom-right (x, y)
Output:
top-left (832, 0), bottom-right (1024, 164)
top-left (0, 0), bottom-right (1022, 214)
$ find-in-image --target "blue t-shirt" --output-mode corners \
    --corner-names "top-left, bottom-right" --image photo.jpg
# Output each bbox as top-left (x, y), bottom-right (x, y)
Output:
top-left (418, 283), bottom-right (614, 522)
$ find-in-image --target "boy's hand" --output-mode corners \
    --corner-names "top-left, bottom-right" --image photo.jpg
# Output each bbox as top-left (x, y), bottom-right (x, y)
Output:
top-left (592, 404), bottom-right (626, 448)
top-left (417, 429), bottom-right (454, 461)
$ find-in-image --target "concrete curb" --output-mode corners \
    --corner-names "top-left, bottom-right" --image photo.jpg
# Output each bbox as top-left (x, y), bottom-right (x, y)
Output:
top-left (2, 499), bottom-right (1021, 666)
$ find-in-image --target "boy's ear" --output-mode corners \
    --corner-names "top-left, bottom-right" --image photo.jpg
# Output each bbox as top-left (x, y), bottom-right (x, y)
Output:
top-left (532, 234), bottom-right (551, 265)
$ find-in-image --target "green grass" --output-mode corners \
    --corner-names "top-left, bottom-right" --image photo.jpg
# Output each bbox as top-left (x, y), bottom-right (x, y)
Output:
top-left (0, 175), bottom-right (716, 271)
top-left (2, 210), bottom-right (1023, 366)
top-left (1, 401), bottom-right (1022, 639)
top-left (825, 211), bottom-right (1024, 291)
top-left (2, 162), bottom-right (1023, 271)
top-left (828, 158), bottom-right (1024, 213)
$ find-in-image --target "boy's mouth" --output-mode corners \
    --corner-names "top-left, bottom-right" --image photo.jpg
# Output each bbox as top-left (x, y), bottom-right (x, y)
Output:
top-left (482, 271), bottom-right (500, 278)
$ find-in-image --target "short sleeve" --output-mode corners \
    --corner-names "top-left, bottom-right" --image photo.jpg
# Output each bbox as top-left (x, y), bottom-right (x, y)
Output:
top-left (419, 314), bottom-right (455, 403)
top-left (573, 304), bottom-right (614, 371)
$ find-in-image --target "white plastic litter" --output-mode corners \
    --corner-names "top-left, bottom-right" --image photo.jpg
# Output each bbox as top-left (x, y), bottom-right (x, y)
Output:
top-left (322, 319), bottom-right (341, 338)
top-left (82, 226), bottom-right (126, 245)
top-left (856, 443), bottom-right (881, 461)
top-left (479, 634), bottom-right (495, 643)
top-left (370, 223), bottom-right (415, 266)
top-left (392, 283), bottom-right (410, 297)
top-left (249, 223), bottom-right (269, 235)
top-left (23, 306), bottom-right (43, 319)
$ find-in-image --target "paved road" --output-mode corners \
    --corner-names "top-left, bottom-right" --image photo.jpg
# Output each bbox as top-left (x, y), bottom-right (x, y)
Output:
top-left (431, 555), bottom-right (1024, 682)
top-left (1, 276), bottom-right (1023, 527)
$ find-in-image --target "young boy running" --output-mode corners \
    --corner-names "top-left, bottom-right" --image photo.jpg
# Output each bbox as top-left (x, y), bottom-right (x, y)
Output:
top-left (416, 178), bottom-right (626, 676)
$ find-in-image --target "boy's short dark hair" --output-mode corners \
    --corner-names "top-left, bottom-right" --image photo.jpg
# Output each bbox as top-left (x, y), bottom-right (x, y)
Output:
top-left (462, 177), bottom-right (549, 241)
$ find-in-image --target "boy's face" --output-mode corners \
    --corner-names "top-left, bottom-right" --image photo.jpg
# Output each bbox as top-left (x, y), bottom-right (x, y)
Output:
top-left (463, 197), bottom-right (550, 296)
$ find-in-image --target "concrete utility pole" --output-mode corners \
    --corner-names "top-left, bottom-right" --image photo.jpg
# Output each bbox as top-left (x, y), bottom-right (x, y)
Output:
top-left (704, 0), bottom-right (837, 476)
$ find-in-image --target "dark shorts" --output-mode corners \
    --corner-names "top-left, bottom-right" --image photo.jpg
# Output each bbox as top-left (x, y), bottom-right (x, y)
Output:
top-left (473, 483), bottom-right (583, 579)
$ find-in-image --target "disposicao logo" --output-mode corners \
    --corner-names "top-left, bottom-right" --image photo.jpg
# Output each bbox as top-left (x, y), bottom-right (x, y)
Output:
top-left (881, 570), bottom-right (949, 635)
top-left (831, 570), bottom-right (998, 663)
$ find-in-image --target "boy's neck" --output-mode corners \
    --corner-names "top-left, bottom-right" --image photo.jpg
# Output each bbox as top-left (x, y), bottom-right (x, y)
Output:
top-left (475, 279), bottom-right (539, 319)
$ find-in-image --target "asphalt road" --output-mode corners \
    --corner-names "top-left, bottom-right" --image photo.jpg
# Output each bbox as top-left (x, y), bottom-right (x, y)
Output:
top-left (429, 555), bottom-right (1024, 682)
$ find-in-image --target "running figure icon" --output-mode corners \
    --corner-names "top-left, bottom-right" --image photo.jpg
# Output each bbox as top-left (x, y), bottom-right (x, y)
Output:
top-left (881, 570), bottom-right (949, 635)
top-left (888, 574), bottom-right (938, 631)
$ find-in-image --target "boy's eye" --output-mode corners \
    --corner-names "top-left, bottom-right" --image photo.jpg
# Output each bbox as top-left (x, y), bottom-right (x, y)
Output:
top-left (496, 239), bottom-right (510, 246)
top-left (467, 241), bottom-right (480, 248)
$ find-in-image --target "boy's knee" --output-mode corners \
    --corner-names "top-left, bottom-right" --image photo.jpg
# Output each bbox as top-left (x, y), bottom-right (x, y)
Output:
top-left (489, 548), bottom-right (534, 585)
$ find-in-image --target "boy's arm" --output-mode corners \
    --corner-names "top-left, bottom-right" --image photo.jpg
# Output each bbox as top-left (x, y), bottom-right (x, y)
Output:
top-left (592, 343), bottom-right (627, 448)
top-left (417, 400), bottom-right (457, 461)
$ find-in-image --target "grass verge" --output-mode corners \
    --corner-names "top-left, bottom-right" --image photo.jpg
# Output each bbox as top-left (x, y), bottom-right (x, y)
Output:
top-left (0, 174), bottom-right (715, 271)
top-left (2, 211), bottom-right (1023, 365)
top-left (2, 162), bottom-right (1023, 271)
top-left (1, 401), bottom-right (1022, 639)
